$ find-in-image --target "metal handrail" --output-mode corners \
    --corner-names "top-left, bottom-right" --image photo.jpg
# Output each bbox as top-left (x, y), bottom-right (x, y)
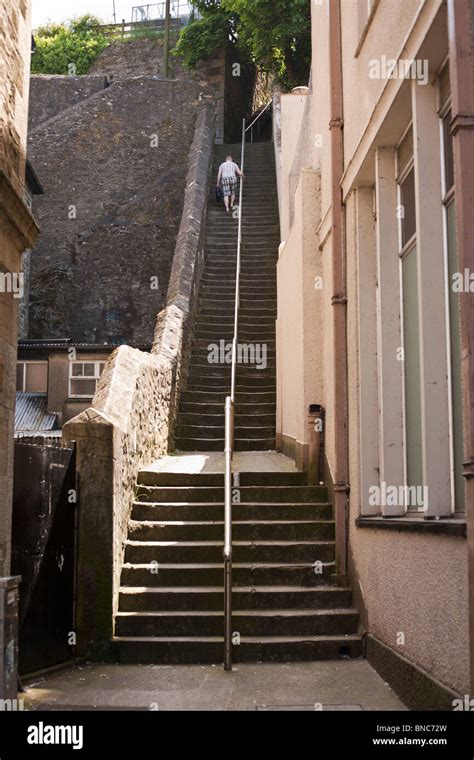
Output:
top-left (223, 103), bottom-right (272, 670)
top-left (224, 117), bottom-right (245, 671)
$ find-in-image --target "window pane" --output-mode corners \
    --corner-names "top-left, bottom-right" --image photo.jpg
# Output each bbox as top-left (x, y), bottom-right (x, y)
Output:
top-left (402, 245), bottom-right (424, 508)
top-left (439, 64), bottom-right (450, 111)
top-left (24, 363), bottom-right (48, 393)
top-left (401, 167), bottom-right (416, 246)
top-left (446, 199), bottom-right (464, 510)
top-left (443, 110), bottom-right (454, 192)
top-left (398, 128), bottom-right (413, 177)
top-left (16, 364), bottom-right (24, 392)
top-left (70, 378), bottom-right (96, 397)
top-left (83, 363), bottom-right (95, 377)
top-left (71, 363), bottom-right (83, 377)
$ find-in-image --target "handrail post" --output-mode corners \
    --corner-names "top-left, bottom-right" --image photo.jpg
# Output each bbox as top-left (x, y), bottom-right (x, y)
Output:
top-left (224, 396), bottom-right (234, 671)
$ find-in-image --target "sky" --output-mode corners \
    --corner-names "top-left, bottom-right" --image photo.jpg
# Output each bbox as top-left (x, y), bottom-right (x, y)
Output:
top-left (32, 0), bottom-right (137, 29)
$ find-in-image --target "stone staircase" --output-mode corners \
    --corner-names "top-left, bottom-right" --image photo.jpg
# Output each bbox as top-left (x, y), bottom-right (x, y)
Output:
top-left (111, 141), bottom-right (363, 664)
top-left (112, 469), bottom-right (362, 663)
top-left (175, 142), bottom-right (278, 452)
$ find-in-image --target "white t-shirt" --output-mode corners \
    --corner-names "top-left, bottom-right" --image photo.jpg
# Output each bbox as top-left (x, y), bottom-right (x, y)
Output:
top-left (220, 161), bottom-right (238, 179)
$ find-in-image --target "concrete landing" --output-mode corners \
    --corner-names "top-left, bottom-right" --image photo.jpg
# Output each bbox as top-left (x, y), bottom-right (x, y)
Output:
top-left (24, 661), bottom-right (406, 711)
top-left (143, 451), bottom-right (299, 474)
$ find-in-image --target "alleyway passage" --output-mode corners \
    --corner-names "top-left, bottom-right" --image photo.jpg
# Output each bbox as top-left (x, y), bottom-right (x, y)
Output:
top-left (24, 661), bottom-right (406, 711)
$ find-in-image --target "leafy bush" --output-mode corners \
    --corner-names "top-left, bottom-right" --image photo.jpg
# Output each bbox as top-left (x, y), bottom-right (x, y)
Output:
top-left (31, 15), bottom-right (112, 75)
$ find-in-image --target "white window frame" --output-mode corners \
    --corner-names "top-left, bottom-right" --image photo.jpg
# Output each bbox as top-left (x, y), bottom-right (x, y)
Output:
top-left (396, 125), bottom-right (424, 514)
top-left (438, 64), bottom-right (462, 515)
top-left (16, 361), bottom-right (48, 394)
top-left (68, 361), bottom-right (106, 399)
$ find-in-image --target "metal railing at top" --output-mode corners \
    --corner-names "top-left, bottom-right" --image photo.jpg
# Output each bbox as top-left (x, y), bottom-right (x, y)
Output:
top-left (223, 103), bottom-right (272, 671)
top-left (131, 2), bottom-right (199, 24)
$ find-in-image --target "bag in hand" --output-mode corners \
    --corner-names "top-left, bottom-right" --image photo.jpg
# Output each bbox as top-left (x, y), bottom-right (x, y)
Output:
top-left (215, 185), bottom-right (223, 203)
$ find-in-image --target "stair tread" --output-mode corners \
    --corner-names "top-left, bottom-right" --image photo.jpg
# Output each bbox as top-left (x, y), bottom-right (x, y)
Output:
top-left (123, 562), bottom-right (334, 568)
top-left (132, 502), bottom-right (331, 507)
top-left (116, 608), bottom-right (357, 617)
top-left (125, 540), bottom-right (334, 546)
top-left (119, 585), bottom-right (347, 593)
top-left (128, 520), bottom-right (334, 526)
top-left (113, 634), bottom-right (361, 642)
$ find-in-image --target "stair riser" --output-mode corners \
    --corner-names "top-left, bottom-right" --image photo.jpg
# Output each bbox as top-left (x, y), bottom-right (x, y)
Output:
top-left (127, 522), bottom-right (335, 542)
top-left (115, 612), bottom-right (358, 637)
top-left (176, 439), bottom-right (276, 452)
top-left (137, 471), bottom-right (308, 487)
top-left (135, 486), bottom-right (328, 503)
top-left (177, 403), bottom-right (276, 416)
top-left (119, 589), bottom-right (351, 612)
top-left (176, 426), bottom-right (276, 440)
top-left (110, 638), bottom-right (363, 665)
top-left (124, 543), bottom-right (335, 564)
top-left (180, 392), bottom-right (276, 403)
top-left (131, 505), bottom-right (332, 522)
top-left (121, 564), bottom-right (336, 587)
top-left (177, 413), bottom-right (275, 426)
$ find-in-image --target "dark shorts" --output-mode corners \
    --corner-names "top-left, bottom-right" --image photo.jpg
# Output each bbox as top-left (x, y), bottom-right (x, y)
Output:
top-left (222, 177), bottom-right (237, 197)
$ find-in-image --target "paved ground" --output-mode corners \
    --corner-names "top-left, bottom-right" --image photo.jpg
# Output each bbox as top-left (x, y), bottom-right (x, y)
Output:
top-left (143, 451), bottom-right (299, 474)
top-left (23, 661), bottom-right (406, 711)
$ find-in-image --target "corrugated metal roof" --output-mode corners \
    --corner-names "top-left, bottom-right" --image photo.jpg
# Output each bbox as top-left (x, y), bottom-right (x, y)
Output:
top-left (15, 393), bottom-right (58, 433)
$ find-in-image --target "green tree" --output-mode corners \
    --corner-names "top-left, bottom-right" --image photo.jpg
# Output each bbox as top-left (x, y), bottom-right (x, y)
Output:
top-left (31, 15), bottom-right (112, 75)
top-left (174, 0), bottom-right (311, 88)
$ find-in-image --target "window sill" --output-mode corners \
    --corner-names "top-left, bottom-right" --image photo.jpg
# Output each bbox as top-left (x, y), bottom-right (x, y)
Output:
top-left (355, 516), bottom-right (466, 537)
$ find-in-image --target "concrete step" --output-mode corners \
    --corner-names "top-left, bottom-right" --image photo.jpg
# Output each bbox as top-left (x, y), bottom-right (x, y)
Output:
top-left (186, 371), bottom-right (275, 384)
top-left (134, 485), bottom-right (328, 503)
top-left (176, 437), bottom-right (277, 452)
top-left (197, 307), bottom-right (277, 318)
top-left (191, 337), bottom-right (276, 349)
top-left (123, 540), bottom-right (335, 564)
top-left (118, 585), bottom-right (350, 612)
top-left (176, 424), bottom-right (276, 448)
top-left (180, 390), bottom-right (276, 403)
top-left (115, 608), bottom-right (358, 637)
top-left (136, 471), bottom-right (308, 487)
top-left (177, 412), bottom-right (275, 426)
top-left (176, 425), bottom-right (276, 440)
top-left (177, 401), bottom-right (276, 416)
top-left (193, 333), bottom-right (275, 343)
top-left (110, 634), bottom-right (363, 664)
top-left (127, 520), bottom-right (335, 542)
top-left (131, 502), bottom-right (332, 522)
top-left (120, 561), bottom-right (336, 588)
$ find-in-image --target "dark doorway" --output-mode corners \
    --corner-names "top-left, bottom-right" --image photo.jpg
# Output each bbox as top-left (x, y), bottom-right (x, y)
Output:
top-left (11, 442), bottom-right (77, 674)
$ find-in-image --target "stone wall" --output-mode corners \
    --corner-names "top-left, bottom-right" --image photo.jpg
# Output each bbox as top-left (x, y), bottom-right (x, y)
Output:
top-left (28, 75), bottom-right (108, 130)
top-left (27, 74), bottom-right (208, 345)
top-left (0, 0), bottom-right (38, 582)
top-left (62, 105), bottom-right (214, 655)
top-left (0, 0), bottom-right (30, 196)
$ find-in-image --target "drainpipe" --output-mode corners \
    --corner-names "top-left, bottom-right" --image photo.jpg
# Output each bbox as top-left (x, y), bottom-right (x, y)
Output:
top-left (328, 0), bottom-right (348, 584)
top-left (447, 0), bottom-right (474, 696)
